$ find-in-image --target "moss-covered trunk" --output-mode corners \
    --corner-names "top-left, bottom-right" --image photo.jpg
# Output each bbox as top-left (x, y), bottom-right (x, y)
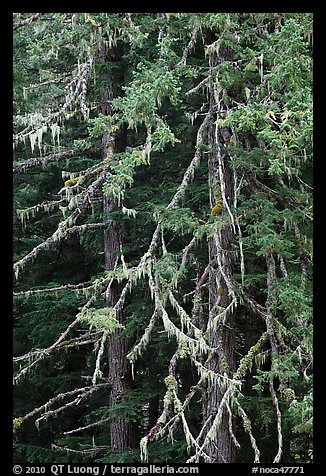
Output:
top-left (100, 43), bottom-right (137, 454)
top-left (202, 34), bottom-right (237, 463)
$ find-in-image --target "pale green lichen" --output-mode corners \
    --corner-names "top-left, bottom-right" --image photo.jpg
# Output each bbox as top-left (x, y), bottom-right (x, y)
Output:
top-left (13, 417), bottom-right (24, 430)
top-left (79, 307), bottom-right (124, 333)
top-left (242, 415), bottom-right (252, 432)
top-left (164, 375), bottom-right (177, 391)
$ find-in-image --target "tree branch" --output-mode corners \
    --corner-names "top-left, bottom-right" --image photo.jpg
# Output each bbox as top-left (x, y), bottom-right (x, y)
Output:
top-left (14, 57), bottom-right (94, 144)
top-left (177, 25), bottom-right (199, 67)
top-left (13, 280), bottom-right (93, 297)
top-left (13, 174), bottom-right (106, 279)
top-left (13, 276), bottom-right (112, 384)
top-left (18, 383), bottom-right (109, 425)
top-left (13, 13), bottom-right (43, 31)
top-left (13, 146), bottom-right (100, 173)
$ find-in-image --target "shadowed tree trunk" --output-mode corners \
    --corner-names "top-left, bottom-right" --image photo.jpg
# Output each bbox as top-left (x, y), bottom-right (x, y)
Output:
top-left (202, 32), bottom-right (236, 463)
top-left (100, 42), bottom-right (137, 454)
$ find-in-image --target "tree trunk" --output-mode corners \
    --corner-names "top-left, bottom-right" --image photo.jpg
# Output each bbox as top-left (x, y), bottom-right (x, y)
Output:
top-left (100, 43), bottom-right (137, 454)
top-left (202, 33), bottom-right (237, 463)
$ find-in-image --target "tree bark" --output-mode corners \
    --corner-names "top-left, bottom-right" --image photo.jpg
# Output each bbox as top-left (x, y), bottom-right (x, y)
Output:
top-left (100, 43), bottom-right (137, 454)
top-left (203, 32), bottom-right (237, 463)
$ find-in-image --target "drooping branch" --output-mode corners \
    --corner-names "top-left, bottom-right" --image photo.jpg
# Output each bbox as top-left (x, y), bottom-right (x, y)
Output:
top-left (167, 112), bottom-right (211, 208)
top-left (147, 262), bottom-right (214, 357)
top-left (35, 384), bottom-right (107, 427)
top-left (14, 258), bottom-right (121, 385)
top-left (140, 350), bottom-right (180, 463)
top-left (186, 386), bottom-right (233, 463)
top-left (105, 112), bottom-right (211, 323)
top-left (231, 279), bottom-right (271, 321)
top-left (140, 262), bottom-right (268, 463)
top-left (226, 400), bottom-right (241, 450)
top-left (16, 199), bottom-right (66, 228)
top-left (168, 290), bottom-right (205, 340)
top-left (127, 310), bottom-right (158, 368)
top-left (234, 332), bottom-right (269, 381)
top-left (140, 347), bottom-right (212, 464)
top-left (14, 109), bottom-right (217, 454)
top-left (182, 333), bottom-right (267, 462)
top-left (236, 403), bottom-right (261, 463)
top-left (129, 110), bottom-right (209, 258)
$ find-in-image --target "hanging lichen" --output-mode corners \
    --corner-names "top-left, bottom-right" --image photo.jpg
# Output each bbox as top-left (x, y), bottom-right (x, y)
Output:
top-left (50, 123), bottom-right (61, 147)
top-left (127, 311), bottom-right (157, 365)
top-left (122, 206), bottom-right (137, 218)
top-left (140, 436), bottom-right (149, 463)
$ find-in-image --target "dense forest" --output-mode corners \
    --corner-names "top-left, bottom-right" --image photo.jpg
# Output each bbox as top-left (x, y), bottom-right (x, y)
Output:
top-left (13, 13), bottom-right (313, 464)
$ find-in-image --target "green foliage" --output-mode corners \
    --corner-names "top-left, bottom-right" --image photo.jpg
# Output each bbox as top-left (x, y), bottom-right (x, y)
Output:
top-left (113, 62), bottom-right (181, 128)
top-left (154, 253), bottom-right (179, 284)
top-left (79, 307), bottom-right (123, 332)
top-left (153, 206), bottom-right (199, 234)
top-left (87, 114), bottom-right (118, 140)
top-left (287, 390), bottom-right (313, 436)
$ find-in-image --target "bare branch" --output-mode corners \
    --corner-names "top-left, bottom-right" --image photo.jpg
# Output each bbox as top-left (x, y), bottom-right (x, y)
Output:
top-left (13, 280), bottom-right (93, 297)
top-left (13, 13), bottom-right (43, 31)
top-left (177, 25), bottom-right (199, 67)
top-left (19, 383), bottom-right (109, 425)
top-left (14, 146), bottom-right (100, 173)
top-left (23, 77), bottom-right (69, 93)
top-left (186, 77), bottom-right (209, 96)
top-left (63, 418), bottom-right (110, 435)
top-left (270, 380), bottom-right (283, 463)
top-left (52, 443), bottom-right (108, 455)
